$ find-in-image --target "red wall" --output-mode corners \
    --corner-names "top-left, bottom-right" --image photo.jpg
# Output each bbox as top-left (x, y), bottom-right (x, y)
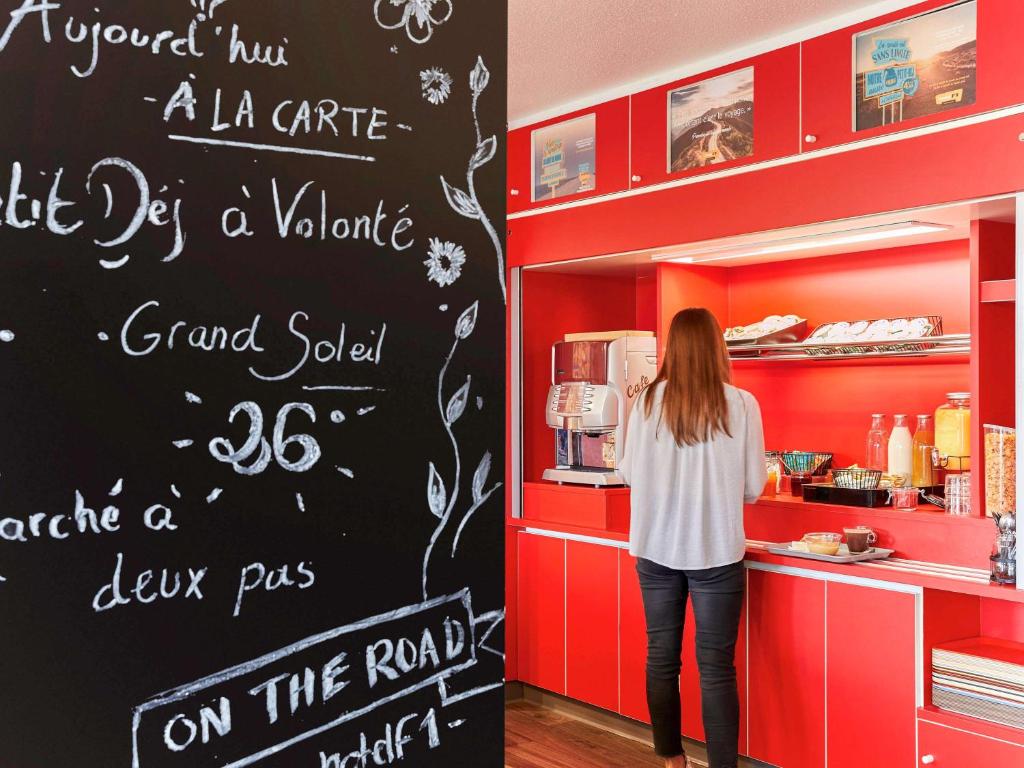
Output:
top-left (652, 241), bottom-right (971, 467)
top-left (521, 271), bottom-right (652, 482)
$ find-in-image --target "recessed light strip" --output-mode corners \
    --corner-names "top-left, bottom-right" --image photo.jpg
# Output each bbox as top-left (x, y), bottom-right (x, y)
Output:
top-left (653, 221), bottom-right (951, 264)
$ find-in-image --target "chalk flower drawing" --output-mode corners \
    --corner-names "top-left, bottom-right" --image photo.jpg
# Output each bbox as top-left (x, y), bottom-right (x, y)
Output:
top-left (421, 301), bottom-right (502, 599)
top-left (440, 56), bottom-right (506, 301)
top-left (424, 237), bottom-right (466, 286)
top-left (374, 0), bottom-right (453, 45)
top-left (421, 66), bottom-right (453, 105)
top-left (189, 0), bottom-right (229, 16)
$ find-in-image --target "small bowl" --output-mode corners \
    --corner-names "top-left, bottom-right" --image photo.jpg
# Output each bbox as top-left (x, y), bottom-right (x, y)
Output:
top-left (802, 532), bottom-right (842, 556)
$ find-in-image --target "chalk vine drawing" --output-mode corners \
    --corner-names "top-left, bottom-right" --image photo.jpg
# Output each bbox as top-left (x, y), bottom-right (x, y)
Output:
top-left (421, 301), bottom-right (502, 599)
top-left (423, 237), bottom-right (466, 286)
top-left (374, 0), bottom-right (453, 45)
top-left (440, 57), bottom-right (505, 301)
top-left (420, 66), bottom-right (453, 105)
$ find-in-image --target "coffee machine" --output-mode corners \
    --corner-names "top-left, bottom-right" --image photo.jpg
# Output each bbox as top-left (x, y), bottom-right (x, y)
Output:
top-left (542, 333), bottom-right (658, 486)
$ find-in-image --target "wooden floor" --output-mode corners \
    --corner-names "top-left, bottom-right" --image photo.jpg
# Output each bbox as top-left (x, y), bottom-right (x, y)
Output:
top-left (505, 700), bottom-right (705, 768)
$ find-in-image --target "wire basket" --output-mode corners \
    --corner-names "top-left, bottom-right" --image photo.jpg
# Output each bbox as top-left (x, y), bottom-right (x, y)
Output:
top-left (804, 316), bottom-right (943, 357)
top-left (781, 451), bottom-right (833, 476)
top-left (832, 468), bottom-right (883, 490)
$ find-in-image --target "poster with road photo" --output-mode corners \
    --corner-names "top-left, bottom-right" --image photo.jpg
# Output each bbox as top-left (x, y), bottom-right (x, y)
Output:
top-left (668, 67), bottom-right (754, 173)
top-left (855, 0), bottom-right (977, 131)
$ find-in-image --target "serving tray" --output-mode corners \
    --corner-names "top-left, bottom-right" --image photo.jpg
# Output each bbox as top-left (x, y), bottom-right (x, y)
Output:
top-left (726, 320), bottom-right (808, 357)
top-left (802, 483), bottom-right (891, 507)
top-left (766, 543), bottom-right (894, 564)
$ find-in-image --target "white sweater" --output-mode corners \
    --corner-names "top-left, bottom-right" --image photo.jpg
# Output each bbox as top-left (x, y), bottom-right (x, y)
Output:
top-left (620, 382), bottom-right (767, 571)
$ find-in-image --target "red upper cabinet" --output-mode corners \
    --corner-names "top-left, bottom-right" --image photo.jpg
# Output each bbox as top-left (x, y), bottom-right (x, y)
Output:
top-left (507, 97), bottom-right (631, 214)
top-left (629, 46), bottom-right (801, 189)
top-left (801, 0), bottom-right (1024, 152)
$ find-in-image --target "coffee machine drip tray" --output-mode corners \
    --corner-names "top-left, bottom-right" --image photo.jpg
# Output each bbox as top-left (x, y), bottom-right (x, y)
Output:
top-left (543, 467), bottom-right (625, 487)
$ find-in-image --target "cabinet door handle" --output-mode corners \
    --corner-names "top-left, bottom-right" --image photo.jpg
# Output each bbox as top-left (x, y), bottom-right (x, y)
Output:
top-left (920, 756), bottom-right (935, 765)
top-left (510, 188), bottom-right (520, 196)
top-left (631, 174), bottom-right (642, 183)
top-left (804, 134), bottom-right (818, 144)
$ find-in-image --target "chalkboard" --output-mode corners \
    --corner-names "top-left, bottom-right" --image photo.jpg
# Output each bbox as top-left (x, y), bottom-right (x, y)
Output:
top-left (0, 2), bottom-right (507, 766)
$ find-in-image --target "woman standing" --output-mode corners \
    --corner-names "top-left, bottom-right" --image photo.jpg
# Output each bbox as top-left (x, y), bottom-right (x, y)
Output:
top-left (620, 308), bottom-right (766, 768)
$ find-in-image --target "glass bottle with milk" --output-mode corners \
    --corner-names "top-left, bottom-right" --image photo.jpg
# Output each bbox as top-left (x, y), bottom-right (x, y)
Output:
top-left (888, 414), bottom-right (913, 484)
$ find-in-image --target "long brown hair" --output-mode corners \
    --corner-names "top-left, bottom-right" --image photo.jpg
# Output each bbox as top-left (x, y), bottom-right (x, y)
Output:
top-left (644, 307), bottom-right (732, 446)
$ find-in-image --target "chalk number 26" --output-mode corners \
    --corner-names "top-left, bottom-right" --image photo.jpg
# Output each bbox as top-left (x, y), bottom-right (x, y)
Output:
top-left (209, 402), bottom-right (321, 475)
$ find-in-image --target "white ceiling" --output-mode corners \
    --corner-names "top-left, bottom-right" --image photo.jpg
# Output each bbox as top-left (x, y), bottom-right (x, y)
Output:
top-left (508, 0), bottom-right (920, 126)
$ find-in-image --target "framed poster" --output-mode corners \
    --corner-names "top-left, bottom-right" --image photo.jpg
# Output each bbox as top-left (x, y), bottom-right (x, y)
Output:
top-left (854, 0), bottom-right (977, 131)
top-left (668, 67), bottom-right (754, 173)
top-left (531, 113), bottom-right (597, 202)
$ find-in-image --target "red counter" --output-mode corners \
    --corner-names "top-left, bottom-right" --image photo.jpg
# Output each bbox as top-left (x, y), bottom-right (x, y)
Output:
top-left (508, 510), bottom-right (1024, 766)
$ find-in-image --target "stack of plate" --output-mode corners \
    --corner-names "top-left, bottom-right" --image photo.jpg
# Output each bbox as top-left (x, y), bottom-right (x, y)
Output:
top-left (932, 637), bottom-right (1024, 729)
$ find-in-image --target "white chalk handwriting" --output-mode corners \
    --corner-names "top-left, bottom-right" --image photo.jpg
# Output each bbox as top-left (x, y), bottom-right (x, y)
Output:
top-left (116, 300), bottom-right (387, 383)
top-left (0, 158), bottom-right (185, 266)
top-left (0, 2), bottom-right (288, 77)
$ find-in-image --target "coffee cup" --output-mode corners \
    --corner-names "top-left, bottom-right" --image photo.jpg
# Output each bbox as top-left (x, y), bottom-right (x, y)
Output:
top-left (844, 526), bottom-right (877, 554)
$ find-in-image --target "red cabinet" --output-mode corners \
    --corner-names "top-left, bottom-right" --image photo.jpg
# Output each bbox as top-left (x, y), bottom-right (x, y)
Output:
top-left (801, 0), bottom-right (1024, 152)
top-left (507, 97), bottom-right (631, 214)
top-left (918, 719), bottom-right (1024, 766)
top-left (747, 568), bottom-right (827, 768)
top-left (516, 531), bottom-right (566, 694)
top-left (619, 551), bottom-right (650, 723)
top-left (827, 583), bottom-right (918, 768)
top-left (680, 588), bottom-right (749, 746)
top-left (566, 540), bottom-right (619, 710)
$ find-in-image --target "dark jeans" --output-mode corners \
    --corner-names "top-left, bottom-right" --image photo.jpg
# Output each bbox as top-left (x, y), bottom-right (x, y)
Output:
top-left (636, 558), bottom-right (745, 768)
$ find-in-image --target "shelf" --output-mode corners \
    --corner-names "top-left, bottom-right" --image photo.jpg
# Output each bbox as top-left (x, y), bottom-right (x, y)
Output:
top-left (980, 279), bottom-right (1016, 303)
top-left (730, 334), bottom-right (970, 362)
top-left (751, 495), bottom-right (993, 527)
top-left (918, 705), bottom-right (1024, 745)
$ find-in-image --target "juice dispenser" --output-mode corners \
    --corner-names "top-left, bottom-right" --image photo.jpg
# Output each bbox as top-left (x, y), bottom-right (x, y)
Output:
top-left (934, 392), bottom-right (971, 472)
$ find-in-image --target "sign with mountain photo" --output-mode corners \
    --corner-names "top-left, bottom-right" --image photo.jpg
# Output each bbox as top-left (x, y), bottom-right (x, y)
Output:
top-left (855, 0), bottom-right (977, 131)
top-left (668, 67), bottom-right (754, 173)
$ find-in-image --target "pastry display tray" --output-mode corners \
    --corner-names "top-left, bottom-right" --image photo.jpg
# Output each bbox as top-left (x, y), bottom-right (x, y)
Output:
top-left (726, 320), bottom-right (808, 357)
top-left (766, 543), bottom-right (894, 564)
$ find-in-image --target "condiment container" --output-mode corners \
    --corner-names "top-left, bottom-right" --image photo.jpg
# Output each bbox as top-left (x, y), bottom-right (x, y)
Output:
top-left (789, 472), bottom-right (811, 497)
top-left (983, 425), bottom-right (1016, 517)
top-left (935, 393), bottom-right (971, 471)
top-left (888, 486), bottom-right (921, 511)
